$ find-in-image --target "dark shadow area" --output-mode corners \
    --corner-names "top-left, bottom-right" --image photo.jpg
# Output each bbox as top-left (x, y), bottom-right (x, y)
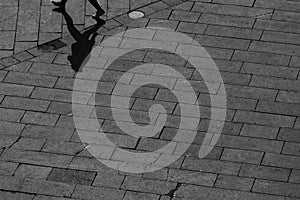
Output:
top-left (53, 0), bottom-right (105, 72)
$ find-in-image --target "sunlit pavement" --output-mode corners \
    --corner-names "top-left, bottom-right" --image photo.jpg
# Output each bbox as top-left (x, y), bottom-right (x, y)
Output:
top-left (0, 0), bottom-right (300, 199)
top-left (0, 0), bottom-right (135, 58)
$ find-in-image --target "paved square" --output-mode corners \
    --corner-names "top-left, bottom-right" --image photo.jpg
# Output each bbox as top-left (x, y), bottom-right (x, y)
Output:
top-left (0, 0), bottom-right (157, 58)
top-left (0, 0), bottom-right (300, 199)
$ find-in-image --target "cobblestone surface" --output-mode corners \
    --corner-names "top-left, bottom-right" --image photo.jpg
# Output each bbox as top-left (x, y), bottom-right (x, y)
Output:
top-left (0, 0), bottom-right (157, 58)
top-left (0, 0), bottom-right (300, 199)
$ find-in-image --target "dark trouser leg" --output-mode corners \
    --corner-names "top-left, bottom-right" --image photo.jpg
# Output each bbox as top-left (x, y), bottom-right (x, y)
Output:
top-left (88, 0), bottom-right (102, 10)
top-left (61, 11), bottom-right (82, 41)
top-left (83, 19), bottom-right (104, 39)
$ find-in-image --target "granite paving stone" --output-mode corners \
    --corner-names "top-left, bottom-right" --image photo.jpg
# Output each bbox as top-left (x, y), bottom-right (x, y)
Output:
top-left (240, 124), bottom-right (279, 139)
top-left (0, 121), bottom-right (25, 136)
top-left (12, 52), bottom-right (34, 62)
top-left (254, 0), bottom-right (300, 12)
top-left (0, 175), bottom-right (23, 191)
top-left (14, 164), bottom-right (52, 180)
top-left (199, 13), bottom-right (255, 28)
top-left (33, 195), bottom-right (75, 200)
top-left (295, 117), bottom-right (300, 129)
top-left (47, 168), bottom-right (96, 186)
top-left (0, 148), bottom-right (73, 168)
top-left (0, 107), bottom-right (25, 122)
top-left (278, 128), bottom-right (300, 143)
top-left (238, 192), bottom-right (294, 200)
top-left (167, 168), bottom-right (217, 186)
top-left (241, 63), bottom-right (299, 79)
top-left (170, 10), bottom-right (201, 22)
top-left (16, 0), bottom-right (41, 42)
top-left (212, 0), bottom-right (255, 7)
top-left (232, 50), bottom-right (291, 66)
top-left (261, 31), bottom-right (300, 45)
top-left (256, 101), bottom-right (300, 116)
top-left (92, 172), bottom-right (125, 188)
top-left (121, 176), bottom-right (177, 195)
top-left (71, 185), bottom-right (125, 200)
top-left (0, 0), bottom-right (19, 6)
top-left (194, 35), bottom-right (251, 50)
top-left (282, 142), bottom-right (300, 156)
top-left (249, 41), bottom-right (300, 56)
top-left (215, 175), bottom-right (254, 191)
top-left (250, 75), bottom-right (300, 92)
top-left (21, 111), bottom-right (59, 126)
top-left (0, 56), bottom-right (19, 67)
top-left (0, 7), bottom-right (18, 31)
top-left (262, 153), bottom-right (300, 169)
top-left (277, 91), bottom-right (300, 104)
top-left (0, 70), bottom-right (7, 82)
top-left (0, 191), bottom-right (34, 200)
top-left (0, 31), bottom-right (15, 50)
top-left (217, 134), bottom-right (284, 153)
top-left (289, 170), bottom-right (300, 184)
top-left (4, 71), bottom-right (58, 87)
top-left (239, 164), bottom-right (291, 181)
top-left (12, 137), bottom-right (46, 151)
top-left (205, 25), bottom-right (263, 39)
top-left (14, 41), bottom-right (38, 53)
top-left (220, 148), bottom-right (264, 164)
top-left (0, 0), bottom-right (299, 199)
top-left (0, 161), bottom-right (19, 176)
top-left (193, 2), bottom-right (273, 17)
top-left (182, 157), bottom-right (241, 175)
top-left (254, 19), bottom-right (300, 34)
top-left (174, 184), bottom-right (240, 199)
top-left (20, 178), bottom-right (75, 197)
top-left (290, 56), bottom-right (300, 68)
top-left (42, 140), bottom-right (84, 155)
top-left (22, 125), bottom-right (74, 141)
top-left (123, 191), bottom-right (160, 200)
top-left (1, 96), bottom-right (50, 112)
top-left (142, 168), bottom-right (168, 181)
top-left (252, 179), bottom-right (300, 198)
top-left (223, 84), bottom-right (278, 100)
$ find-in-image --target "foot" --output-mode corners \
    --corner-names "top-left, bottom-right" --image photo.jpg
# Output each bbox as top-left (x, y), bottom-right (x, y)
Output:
top-left (51, 0), bottom-right (67, 8)
top-left (53, 7), bottom-right (65, 13)
top-left (93, 17), bottom-right (105, 25)
top-left (92, 8), bottom-right (105, 19)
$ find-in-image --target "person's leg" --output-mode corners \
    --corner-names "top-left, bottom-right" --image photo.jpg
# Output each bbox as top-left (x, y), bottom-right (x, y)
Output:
top-left (88, 0), bottom-right (105, 18)
top-left (51, 0), bottom-right (67, 9)
top-left (88, 0), bottom-right (102, 11)
top-left (53, 0), bottom-right (82, 40)
top-left (59, 9), bottom-right (82, 41)
top-left (83, 18), bottom-right (105, 39)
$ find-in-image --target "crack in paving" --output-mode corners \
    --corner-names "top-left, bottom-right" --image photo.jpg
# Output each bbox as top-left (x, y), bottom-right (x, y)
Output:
top-left (167, 183), bottom-right (182, 199)
top-left (252, 12), bottom-right (273, 18)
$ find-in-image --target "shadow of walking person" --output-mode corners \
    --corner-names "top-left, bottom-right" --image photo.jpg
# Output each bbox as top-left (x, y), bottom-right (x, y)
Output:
top-left (53, 1), bottom-right (105, 72)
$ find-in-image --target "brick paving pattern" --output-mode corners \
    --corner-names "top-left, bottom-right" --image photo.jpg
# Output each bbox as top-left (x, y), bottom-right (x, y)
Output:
top-left (0, 0), bottom-right (300, 199)
top-left (0, 0), bottom-right (156, 58)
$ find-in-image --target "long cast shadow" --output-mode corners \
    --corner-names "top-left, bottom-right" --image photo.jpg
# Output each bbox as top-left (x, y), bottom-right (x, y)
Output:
top-left (53, 6), bottom-right (105, 72)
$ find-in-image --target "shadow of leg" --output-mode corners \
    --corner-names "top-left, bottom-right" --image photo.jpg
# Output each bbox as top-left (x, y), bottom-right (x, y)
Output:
top-left (88, 0), bottom-right (105, 18)
top-left (53, 5), bottom-right (105, 72)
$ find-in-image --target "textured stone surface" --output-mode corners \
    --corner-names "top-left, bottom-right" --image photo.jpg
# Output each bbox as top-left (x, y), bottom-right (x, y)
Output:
top-left (0, 0), bottom-right (168, 59)
top-left (47, 168), bottom-right (96, 186)
top-left (0, 0), bottom-right (299, 199)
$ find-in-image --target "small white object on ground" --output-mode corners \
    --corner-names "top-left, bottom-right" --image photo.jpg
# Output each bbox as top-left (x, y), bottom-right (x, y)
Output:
top-left (128, 11), bottom-right (145, 19)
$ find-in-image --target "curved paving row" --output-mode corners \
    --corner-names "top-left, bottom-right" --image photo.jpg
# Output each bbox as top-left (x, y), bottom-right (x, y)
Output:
top-left (0, 0), bottom-right (299, 199)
